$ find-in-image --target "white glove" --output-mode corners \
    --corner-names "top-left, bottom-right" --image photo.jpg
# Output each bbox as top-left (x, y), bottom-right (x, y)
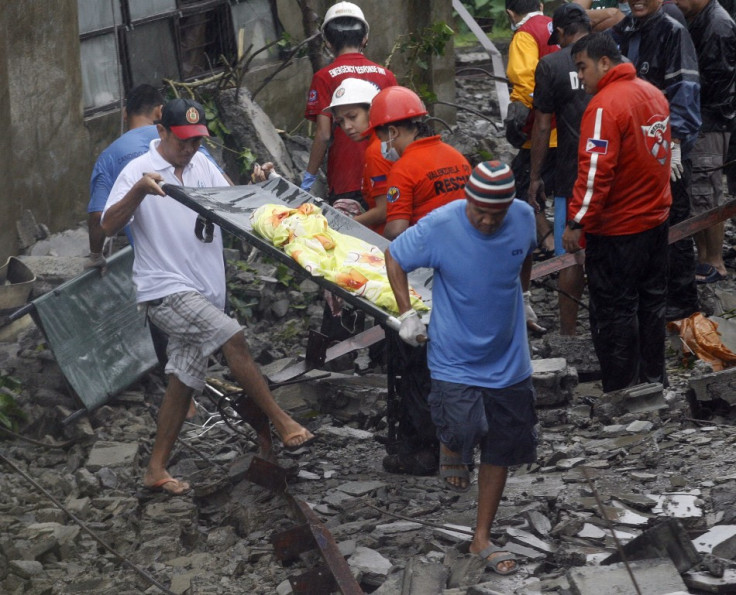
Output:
top-left (523, 291), bottom-right (538, 324)
top-left (670, 142), bottom-right (683, 182)
top-left (84, 252), bottom-right (107, 275)
top-left (398, 310), bottom-right (427, 347)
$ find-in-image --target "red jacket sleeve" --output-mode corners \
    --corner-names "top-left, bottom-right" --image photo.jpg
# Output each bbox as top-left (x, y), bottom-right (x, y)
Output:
top-left (569, 104), bottom-right (621, 229)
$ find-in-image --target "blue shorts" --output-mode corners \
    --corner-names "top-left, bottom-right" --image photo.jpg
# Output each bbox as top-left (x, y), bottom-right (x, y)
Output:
top-left (428, 377), bottom-right (538, 467)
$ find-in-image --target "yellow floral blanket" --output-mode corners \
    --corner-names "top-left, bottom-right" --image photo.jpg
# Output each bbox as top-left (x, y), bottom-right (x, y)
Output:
top-left (251, 203), bottom-right (427, 314)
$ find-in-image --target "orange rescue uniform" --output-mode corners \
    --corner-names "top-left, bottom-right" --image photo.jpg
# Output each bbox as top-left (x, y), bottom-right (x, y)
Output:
top-left (361, 134), bottom-right (392, 235)
top-left (385, 136), bottom-right (471, 226)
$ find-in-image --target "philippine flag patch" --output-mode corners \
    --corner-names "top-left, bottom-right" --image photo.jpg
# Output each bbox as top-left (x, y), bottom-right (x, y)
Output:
top-left (370, 174), bottom-right (387, 187)
top-left (586, 138), bottom-right (608, 154)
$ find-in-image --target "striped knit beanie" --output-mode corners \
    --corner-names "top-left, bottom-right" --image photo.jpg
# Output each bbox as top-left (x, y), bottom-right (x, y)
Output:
top-left (465, 160), bottom-right (516, 208)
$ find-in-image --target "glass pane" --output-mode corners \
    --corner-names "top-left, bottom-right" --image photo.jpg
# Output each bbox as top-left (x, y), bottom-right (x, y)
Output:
top-left (128, 0), bottom-right (177, 21)
top-left (126, 20), bottom-right (180, 88)
top-left (77, 0), bottom-right (122, 34)
top-left (80, 35), bottom-right (122, 110)
top-left (230, 0), bottom-right (278, 65)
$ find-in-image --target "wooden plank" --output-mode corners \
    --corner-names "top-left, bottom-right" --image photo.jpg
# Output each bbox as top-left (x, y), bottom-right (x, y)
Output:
top-left (531, 198), bottom-right (736, 281)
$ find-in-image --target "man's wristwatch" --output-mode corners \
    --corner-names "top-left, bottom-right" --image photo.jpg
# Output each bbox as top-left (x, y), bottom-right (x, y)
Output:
top-left (567, 219), bottom-right (583, 230)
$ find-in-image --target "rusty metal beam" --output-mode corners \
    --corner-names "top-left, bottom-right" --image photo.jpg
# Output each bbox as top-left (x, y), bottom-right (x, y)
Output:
top-left (242, 456), bottom-right (364, 594)
top-left (289, 567), bottom-right (338, 595)
top-left (243, 456), bottom-right (289, 493)
top-left (292, 499), bottom-right (363, 595)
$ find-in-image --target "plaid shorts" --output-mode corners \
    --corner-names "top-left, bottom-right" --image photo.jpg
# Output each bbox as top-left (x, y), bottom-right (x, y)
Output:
top-left (428, 376), bottom-right (538, 467)
top-left (145, 291), bottom-right (242, 391)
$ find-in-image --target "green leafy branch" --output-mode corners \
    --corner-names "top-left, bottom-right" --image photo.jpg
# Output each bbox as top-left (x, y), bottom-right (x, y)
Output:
top-left (0, 375), bottom-right (26, 433)
top-left (386, 21), bottom-right (454, 94)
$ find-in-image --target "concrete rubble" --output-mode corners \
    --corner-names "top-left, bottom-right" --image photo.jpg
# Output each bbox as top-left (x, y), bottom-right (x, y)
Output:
top-left (2, 47), bottom-right (736, 595)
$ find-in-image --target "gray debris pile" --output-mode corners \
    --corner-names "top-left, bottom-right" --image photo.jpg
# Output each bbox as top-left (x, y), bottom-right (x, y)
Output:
top-left (3, 48), bottom-right (736, 595)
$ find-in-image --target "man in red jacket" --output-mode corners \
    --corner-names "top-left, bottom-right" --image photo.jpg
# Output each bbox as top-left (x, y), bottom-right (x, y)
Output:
top-left (562, 33), bottom-right (672, 392)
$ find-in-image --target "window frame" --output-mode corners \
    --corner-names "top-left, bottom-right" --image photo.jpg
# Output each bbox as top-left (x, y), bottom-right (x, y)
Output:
top-left (79, 0), bottom-right (236, 117)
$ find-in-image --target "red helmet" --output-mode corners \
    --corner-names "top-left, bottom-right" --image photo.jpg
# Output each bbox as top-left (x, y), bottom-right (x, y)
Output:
top-left (368, 86), bottom-right (428, 130)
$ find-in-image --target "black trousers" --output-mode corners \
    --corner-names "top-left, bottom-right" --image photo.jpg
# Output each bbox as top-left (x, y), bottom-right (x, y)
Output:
top-left (666, 159), bottom-right (699, 321)
top-left (586, 221), bottom-right (669, 392)
top-left (386, 332), bottom-right (438, 457)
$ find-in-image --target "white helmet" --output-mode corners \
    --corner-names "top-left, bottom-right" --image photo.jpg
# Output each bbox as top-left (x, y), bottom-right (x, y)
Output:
top-left (324, 78), bottom-right (380, 113)
top-left (322, 2), bottom-right (369, 35)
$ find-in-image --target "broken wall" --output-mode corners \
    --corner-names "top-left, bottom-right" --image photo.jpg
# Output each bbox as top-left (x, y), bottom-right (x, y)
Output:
top-left (0, 0), bottom-right (457, 263)
top-left (0, 0), bottom-right (90, 263)
top-left (244, 0), bottom-right (457, 132)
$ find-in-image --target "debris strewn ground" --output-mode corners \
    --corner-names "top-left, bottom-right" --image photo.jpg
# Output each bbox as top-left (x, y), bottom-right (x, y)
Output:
top-left (2, 46), bottom-right (736, 595)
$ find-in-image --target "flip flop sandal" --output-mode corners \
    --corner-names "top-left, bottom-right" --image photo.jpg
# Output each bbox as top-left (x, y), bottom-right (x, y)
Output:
top-left (695, 264), bottom-right (727, 284)
top-left (439, 446), bottom-right (471, 492)
top-left (143, 477), bottom-right (191, 495)
top-left (281, 428), bottom-right (318, 452)
top-left (475, 544), bottom-right (519, 575)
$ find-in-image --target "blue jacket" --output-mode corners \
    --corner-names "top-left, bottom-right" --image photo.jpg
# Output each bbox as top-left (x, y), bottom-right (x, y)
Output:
top-left (612, 9), bottom-right (701, 155)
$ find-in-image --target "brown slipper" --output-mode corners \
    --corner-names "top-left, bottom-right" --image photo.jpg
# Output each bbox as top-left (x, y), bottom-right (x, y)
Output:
top-left (281, 428), bottom-right (318, 451)
top-left (144, 477), bottom-right (191, 495)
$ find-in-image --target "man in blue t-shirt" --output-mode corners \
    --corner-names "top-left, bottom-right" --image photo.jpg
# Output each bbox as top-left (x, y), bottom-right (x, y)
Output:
top-left (86, 84), bottom-right (225, 272)
top-left (86, 85), bottom-right (166, 270)
top-left (385, 161), bottom-right (537, 576)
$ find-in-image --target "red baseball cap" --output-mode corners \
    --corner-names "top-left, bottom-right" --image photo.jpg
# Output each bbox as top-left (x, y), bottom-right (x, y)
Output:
top-left (160, 98), bottom-right (209, 139)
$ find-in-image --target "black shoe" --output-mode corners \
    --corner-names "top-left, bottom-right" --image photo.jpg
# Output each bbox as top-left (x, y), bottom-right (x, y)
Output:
top-left (382, 450), bottom-right (438, 476)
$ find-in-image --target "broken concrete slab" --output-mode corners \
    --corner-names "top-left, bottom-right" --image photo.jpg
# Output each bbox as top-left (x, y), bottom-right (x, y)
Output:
top-left (444, 546), bottom-right (487, 589)
top-left (505, 527), bottom-right (556, 554)
top-left (373, 521), bottom-right (422, 536)
top-left (689, 368), bottom-right (736, 405)
top-left (336, 480), bottom-right (386, 496)
top-left (568, 557), bottom-right (688, 594)
top-left (319, 425), bottom-right (373, 441)
top-left (602, 518), bottom-right (700, 573)
top-left (434, 524), bottom-right (474, 544)
top-left (85, 441), bottom-right (139, 471)
top-left (217, 88), bottom-right (297, 184)
top-left (348, 546), bottom-right (392, 578)
top-left (650, 492), bottom-right (705, 528)
top-left (683, 568), bottom-right (736, 593)
top-left (400, 557), bottom-right (449, 594)
top-left (525, 510), bottom-right (552, 536)
top-left (16, 209), bottom-right (49, 252)
top-left (577, 523), bottom-right (606, 541)
top-left (694, 525), bottom-right (736, 560)
top-left (577, 498), bottom-right (651, 528)
top-left (502, 540), bottom-right (548, 561)
top-left (592, 383), bottom-right (667, 421)
top-left (531, 357), bottom-right (578, 406)
top-left (304, 373), bottom-right (387, 422)
top-left (542, 332), bottom-right (601, 381)
top-left (626, 420), bottom-right (654, 433)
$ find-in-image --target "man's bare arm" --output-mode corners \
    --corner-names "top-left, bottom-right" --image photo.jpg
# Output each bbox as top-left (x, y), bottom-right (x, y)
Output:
top-left (101, 173), bottom-right (165, 237)
top-left (383, 219), bottom-right (409, 241)
top-left (385, 247), bottom-right (412, 314)
top-left (528, 110), bottom-right (554, 208)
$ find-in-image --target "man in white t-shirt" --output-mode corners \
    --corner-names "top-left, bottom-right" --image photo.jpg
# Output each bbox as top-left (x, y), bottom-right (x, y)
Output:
top-left (102, 99), bottom-right (315, 494)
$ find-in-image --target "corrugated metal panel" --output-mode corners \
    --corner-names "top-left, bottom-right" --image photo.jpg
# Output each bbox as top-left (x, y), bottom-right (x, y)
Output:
top-left (31, 247), bottom-right (157, 411)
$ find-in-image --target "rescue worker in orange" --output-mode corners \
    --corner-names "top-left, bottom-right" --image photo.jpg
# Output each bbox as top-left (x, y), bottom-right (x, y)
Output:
top-left (365, 86), bottom-right (472, 240)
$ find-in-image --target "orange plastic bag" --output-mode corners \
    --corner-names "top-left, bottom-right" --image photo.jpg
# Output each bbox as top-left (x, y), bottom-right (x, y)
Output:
top-left (667, 313), bottom-right (736, 371)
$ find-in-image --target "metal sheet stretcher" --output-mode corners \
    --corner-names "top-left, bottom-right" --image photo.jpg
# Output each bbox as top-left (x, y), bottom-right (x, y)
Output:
top-left (162, 177), bottom-right (435, 330)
